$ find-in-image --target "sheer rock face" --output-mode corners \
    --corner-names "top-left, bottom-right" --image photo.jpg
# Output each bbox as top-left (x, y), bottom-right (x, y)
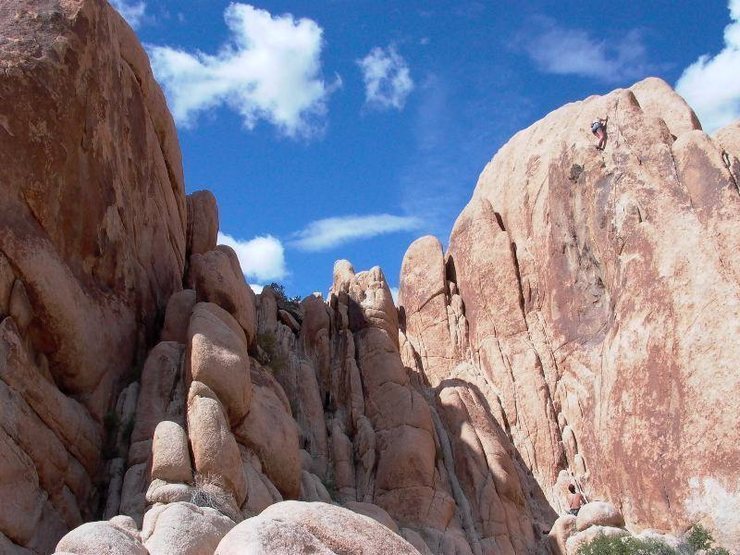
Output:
top-left (0, 0), bottom-right (186, 414)
top-left (400, 77), bottom-right (740, 549)
top-left (0, 0), bottom-right (186, 550)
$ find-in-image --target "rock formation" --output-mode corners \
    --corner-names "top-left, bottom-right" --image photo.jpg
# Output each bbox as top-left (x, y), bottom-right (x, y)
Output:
top-left (399, 77), bottom-right (740, 551)
top-left (0, 1), bottom-right (737, 554)
top-left (0, 0), bottom-right (184, 551)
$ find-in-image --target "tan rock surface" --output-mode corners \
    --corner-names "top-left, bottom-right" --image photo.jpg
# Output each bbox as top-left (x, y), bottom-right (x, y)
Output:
top-left (187, 382), bottom-right (247, 506)
top-left (0, 0), bottom-right (186, 417)
top-left (215, 501), bottom-right (419, 555)
top-left (187, 191), bottom-right (219, 256)
top-left (0, 0), bottom-right (186, 547)
top-left (300, 471), bottom-right (332, 503)
top-left (234, 365), bottom-right (301, 500)
top-left (188, 249), bottom-right (257, 345)
top-left (161, 290), bottom-right (197, 344)
top-left (399, 77), bottom-right (740, 548)
top-left (145, 480), bottom-right (193, 506)
top-left (344, 501), bottom-right (398, 533)
top-left (151, 421), bottom-right (192, 483)
top-left (142, 502), bottom-right (235, 555)
top-left (55, 521), bottom-right (148, 555)
top-left (188, 303), bottom-right (252, 425)
top-left (2, 2), bottom-right (737, 550)
top-left (241, 447), bottom-right (283, 516)
top-left (629, 76), bottom-right (702, 137)
top-left (548, 514), bottom-right (577, 555)
top-left (575, 501), bottom-right (624, 531)
top-left (436, 380), bottom-right (536, 554)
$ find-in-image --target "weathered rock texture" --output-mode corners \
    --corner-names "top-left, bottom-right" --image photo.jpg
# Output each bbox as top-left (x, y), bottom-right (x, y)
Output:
top-left (3, 0), bottom-right (739, 554)
top-left (215, 501), bottom-right (419, 554)
top-left (399, 77), bottom-right (740, 551)
top-left (0, 0), bottom-right (186, 550)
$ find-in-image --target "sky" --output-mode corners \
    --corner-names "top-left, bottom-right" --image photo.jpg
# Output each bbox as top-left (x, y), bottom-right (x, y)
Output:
top-left (111, 0), bottom-right (739, 300)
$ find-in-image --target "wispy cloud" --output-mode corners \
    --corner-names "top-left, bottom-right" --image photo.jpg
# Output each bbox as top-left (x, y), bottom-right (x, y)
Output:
top-left (289, 214), bottom-right (422, 252)
top-left (676, 0), bottom-right (740, 132)
top-left (516, 16), bottom-right (652, 82)
top-left (110, 0), bottom-right (146, 29)
top-left (147, 3), bottom-right (338, 138)
top-left (358, 45), bottom-right (414, 110)
top-left (218, 232), bottom-right (287, 282)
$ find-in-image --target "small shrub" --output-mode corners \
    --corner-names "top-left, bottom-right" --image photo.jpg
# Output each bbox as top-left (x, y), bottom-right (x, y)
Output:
top-left (577, 534), bottom-right (677, 555)
top-left (267, 282), bottom-right (302, 307)
top-left (267, 282), bottom-right (287, 300)
top-left (256, 331), bottom-right (287, 373)
top-left (687, 524), bottom-right (713, 552)
top-left (190, 473), bottom-right (232, 512)
top-left (257, 332), bottom-right (277, 357)
top-left (685, 524), bottom-right (730, 555)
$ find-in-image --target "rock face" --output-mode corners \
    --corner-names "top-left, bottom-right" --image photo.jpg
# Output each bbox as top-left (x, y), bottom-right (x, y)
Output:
top-left (0, 0), bottom-right (185, 551)
top-left (399, 78), bottom-right (740, 550)
top-left (2, 0), bottom-right (738, 553)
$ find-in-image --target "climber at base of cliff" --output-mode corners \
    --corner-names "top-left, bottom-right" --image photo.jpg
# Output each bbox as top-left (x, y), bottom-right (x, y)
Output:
top-left (567, 483), bottom-right (586, 516)
top-left (591, 116), bottom-right (609, 150)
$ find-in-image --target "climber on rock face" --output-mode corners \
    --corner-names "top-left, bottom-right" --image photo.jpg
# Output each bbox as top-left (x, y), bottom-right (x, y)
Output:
top-left (567, 483), bottom-right (586, 516)
top-left (591, 116), bottom-right (609, 150)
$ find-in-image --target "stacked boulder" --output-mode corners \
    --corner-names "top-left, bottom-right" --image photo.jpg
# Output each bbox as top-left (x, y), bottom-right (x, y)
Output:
top-left (53, 194), bottom-right (424, 553)
top-left (3, 0), bottom-right (739, 553)
top-left (548, 501), bottom-right (627, 554)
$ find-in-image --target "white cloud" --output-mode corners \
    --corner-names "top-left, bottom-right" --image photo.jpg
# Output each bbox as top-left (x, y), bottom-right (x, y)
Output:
top-left (358, 45), bottom-right (414, 110)
top-left (250, 283), bottom-right (265, 294)
top-left (147, 3), bottom-right (337, 137)
top-left (676, 0), bottom-right (740, 132)
top-left (289, 214), bottom-right (422, 252)
top-left (519, 17), bottom-right (651, 82)
top-left (218, 232), bottom-right (287, 282)
top-left (110, 0), bottom-right (146, 28)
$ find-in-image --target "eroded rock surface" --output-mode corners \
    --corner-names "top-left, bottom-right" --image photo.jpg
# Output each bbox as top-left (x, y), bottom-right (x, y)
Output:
top-left (399, 77), bottom-right (740, 551)
top-left (0, 0), bottom-right (185, 549)
top-left (2, 0), bottom-right (738, 553)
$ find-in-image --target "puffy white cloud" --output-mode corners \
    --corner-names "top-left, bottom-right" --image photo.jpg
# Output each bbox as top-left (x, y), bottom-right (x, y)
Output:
top-left (110, 0), bottom-right (146, 28)
top-left (518, 17), bottom-right (651, 82)
top-left (218, 232), bottom-right (287, 282)
top-left (249, 283), bottom-right (265, 294)
top-left (358, 45), bottom-right (414, 110)
top-left (676, 0), bottom-right (740, 132)
top-left (289, 214), bottom-right (422, 252)
top-left (147, 3), bottom-right (337, 137)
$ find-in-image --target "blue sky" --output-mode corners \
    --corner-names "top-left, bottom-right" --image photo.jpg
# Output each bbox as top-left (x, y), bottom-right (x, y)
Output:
top-left (112, 0), bottom-right (739, 299)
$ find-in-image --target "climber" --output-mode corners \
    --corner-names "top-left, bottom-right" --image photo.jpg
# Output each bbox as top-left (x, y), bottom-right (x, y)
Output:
top-left (567, 483), bottom-right (586, 516)
top-left (591, 116), bottom-right (609, 150)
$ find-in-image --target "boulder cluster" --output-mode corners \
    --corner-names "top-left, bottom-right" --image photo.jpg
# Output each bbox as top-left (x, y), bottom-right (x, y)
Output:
top-left (0, 1), bottom-right (738, 554)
